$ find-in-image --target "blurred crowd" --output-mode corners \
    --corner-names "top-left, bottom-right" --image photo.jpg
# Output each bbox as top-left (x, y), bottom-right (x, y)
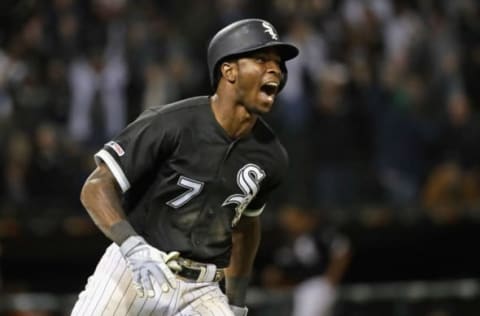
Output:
top-left (0, 0), bottom-right (478, 232)
top-left (0, 0), bottom-right (479, 315)
top-left (1, 0), bottom-right (477, 230)
top-left (267, 0), bottom-right (480, 226)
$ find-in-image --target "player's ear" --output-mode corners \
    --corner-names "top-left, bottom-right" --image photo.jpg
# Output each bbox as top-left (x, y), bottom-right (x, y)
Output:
top-left (220, 61), bottom-right (237, 84)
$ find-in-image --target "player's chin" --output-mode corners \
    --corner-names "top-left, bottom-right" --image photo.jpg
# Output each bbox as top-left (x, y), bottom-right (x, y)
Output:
top-left (256, 97), bottom-right (276, 113)
top-left (250, 103), bottom-right (273, 115)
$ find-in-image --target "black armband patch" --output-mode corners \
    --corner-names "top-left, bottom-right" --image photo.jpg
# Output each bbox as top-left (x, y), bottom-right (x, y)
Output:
top-left (109, 220), bottom-right (138, 245)
top-left (226, 276), bottom-right (250, 306)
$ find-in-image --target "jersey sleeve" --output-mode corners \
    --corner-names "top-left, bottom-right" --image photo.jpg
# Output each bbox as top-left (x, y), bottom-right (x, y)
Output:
top-left (94, 110), bottom-right (177, 193)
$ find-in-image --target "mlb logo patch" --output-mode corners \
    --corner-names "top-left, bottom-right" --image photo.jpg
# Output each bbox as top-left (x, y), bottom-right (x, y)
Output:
top-left (107, 141), bottom-right (125, 157)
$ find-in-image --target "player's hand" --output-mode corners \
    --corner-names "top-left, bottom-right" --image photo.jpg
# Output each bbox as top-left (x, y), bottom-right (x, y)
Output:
top-left (120, 236), bottom-right (182, 297)
top-left (230, 305), bottom-right (248, 316)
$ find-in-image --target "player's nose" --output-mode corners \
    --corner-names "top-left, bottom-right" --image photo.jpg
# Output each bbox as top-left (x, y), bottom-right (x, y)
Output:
top-left (266, 59), bottom-right (282, 78)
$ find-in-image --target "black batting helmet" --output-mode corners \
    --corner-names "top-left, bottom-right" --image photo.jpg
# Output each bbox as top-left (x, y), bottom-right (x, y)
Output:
top-left (207, 18), bottom-right (299, 92)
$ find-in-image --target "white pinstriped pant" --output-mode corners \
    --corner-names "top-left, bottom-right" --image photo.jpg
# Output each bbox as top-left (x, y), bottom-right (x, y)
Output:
top-left (71, 243), bottom-right (234, 316)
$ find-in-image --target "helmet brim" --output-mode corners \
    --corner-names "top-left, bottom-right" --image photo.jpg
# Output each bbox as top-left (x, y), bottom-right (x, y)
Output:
top-left (226, 41), bottom-right (299, 62)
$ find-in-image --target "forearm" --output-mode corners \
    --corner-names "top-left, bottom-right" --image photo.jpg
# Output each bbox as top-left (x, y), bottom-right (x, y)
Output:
top-left (325, 248), bottom-right (351, 285)
top-left (225, 216), bottom-right (261, 306)
top-left (81, 164), bottom-right (137, 245)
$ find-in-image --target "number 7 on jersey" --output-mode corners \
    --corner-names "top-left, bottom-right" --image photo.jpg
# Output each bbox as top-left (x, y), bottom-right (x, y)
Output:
top-left (167, 176), bottom-right (204, 208)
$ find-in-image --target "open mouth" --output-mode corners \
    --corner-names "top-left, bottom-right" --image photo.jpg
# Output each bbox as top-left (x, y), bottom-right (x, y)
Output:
top-left (260, 82), bottom-right (279, 97)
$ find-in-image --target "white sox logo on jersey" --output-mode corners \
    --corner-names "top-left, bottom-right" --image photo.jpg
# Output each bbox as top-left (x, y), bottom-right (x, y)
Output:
top-left (262, 21), bottom-right (278, 40)
top-left (222, 163), bottom-right (266, 226)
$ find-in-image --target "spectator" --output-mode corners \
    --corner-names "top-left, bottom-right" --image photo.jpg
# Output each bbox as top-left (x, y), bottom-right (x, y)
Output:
top-left (422, 162), bottom-right (470, 224)
top-left (267, 16), bottom-right (327, 207)
top-left (437, 90), bottom-right (480, 169)
top-left (457, 0), bottom-right (480, 110)
top-left (0, 40), bottom-right (29, 129)
top-left (275, 16), bottom-right (327, 131)
top-left (44, 58), bottom-right (70, 125)
top-left (382, 0), bottom-right (425, 67)
top-left (1, 130), bottom-right (32, 214)
top-left (309, 62), bottom-right (370, 210)
top-left (369, 69), bottom-right (437, 208)
top-left (67, 0), bottom-right (128, 146)
top-left (27, 122), bottom-right (82, 215)
top-left (43, 0), bottom-right (80, 61)
top-left (422, 90), bottom-right (480, 221)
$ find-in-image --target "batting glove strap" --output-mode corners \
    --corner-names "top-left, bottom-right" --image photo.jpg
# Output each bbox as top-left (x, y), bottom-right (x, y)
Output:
top-left (119, 235), bottom-right (147, 256)
top-left (230, 305), bottom-right (248, 316)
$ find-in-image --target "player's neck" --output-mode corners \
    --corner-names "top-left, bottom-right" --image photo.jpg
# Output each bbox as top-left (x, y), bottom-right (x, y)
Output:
top-left (210, 94), bottom-right (257, 139)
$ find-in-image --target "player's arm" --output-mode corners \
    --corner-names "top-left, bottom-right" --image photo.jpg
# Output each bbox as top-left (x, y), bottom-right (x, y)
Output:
top-left (324, 234), bottom-right (352, 285)
top-left (80, 161), bottom-right (136, 245)
top-left (81, 161), bottom-right (179, 296)
top-left (225, 215), bottom-right (261, 315)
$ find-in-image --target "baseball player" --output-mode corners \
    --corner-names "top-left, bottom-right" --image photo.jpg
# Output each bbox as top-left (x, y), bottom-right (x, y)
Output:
top-left (261, 206), bottom-right (351, 316)
top-left (71, 18), bottom-right (298, 316)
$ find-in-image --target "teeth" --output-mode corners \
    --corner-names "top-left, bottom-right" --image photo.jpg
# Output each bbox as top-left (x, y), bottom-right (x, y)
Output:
top-left (261, 81), bottom-right (279, 97)
top-left (265, 82), bottom-right (278, 88)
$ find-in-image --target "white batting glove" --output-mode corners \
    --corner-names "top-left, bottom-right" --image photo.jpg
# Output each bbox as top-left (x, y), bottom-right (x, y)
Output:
top-left (230, 305), bottom-right (248, 316)
top-left (120, 236), bottom-right (181, 298)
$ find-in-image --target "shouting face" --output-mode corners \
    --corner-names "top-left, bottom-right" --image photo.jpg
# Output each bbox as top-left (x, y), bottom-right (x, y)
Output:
top-left (224, 48), bottom-right (284, 115)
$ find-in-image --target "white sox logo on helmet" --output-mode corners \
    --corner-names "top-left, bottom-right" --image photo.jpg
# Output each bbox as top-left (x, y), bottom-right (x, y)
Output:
top-left (262, 21), bottom-right (278, 40)
top-left (222, 163), bottom-right (266, 226)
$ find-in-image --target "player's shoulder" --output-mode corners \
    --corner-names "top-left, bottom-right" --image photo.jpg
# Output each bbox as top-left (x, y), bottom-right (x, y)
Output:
top-left (138, 96), bottom-right (209, 121)
top-left (254, 118), bottom-right (289, 166)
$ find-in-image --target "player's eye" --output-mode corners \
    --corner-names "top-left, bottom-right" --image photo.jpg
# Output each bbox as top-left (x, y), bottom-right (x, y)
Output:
top-left (255, 56), bottom-right (267, 63)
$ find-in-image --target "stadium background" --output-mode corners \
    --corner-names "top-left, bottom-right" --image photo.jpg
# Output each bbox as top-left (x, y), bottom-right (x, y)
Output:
top-left (0, 0), bottom-right (479, 315)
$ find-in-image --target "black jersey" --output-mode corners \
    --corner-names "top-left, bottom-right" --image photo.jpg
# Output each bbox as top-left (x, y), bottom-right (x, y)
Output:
top-left (272, 228), bottom-right (344, 282)
top-left (95, 96), bottom-right (288, 267)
